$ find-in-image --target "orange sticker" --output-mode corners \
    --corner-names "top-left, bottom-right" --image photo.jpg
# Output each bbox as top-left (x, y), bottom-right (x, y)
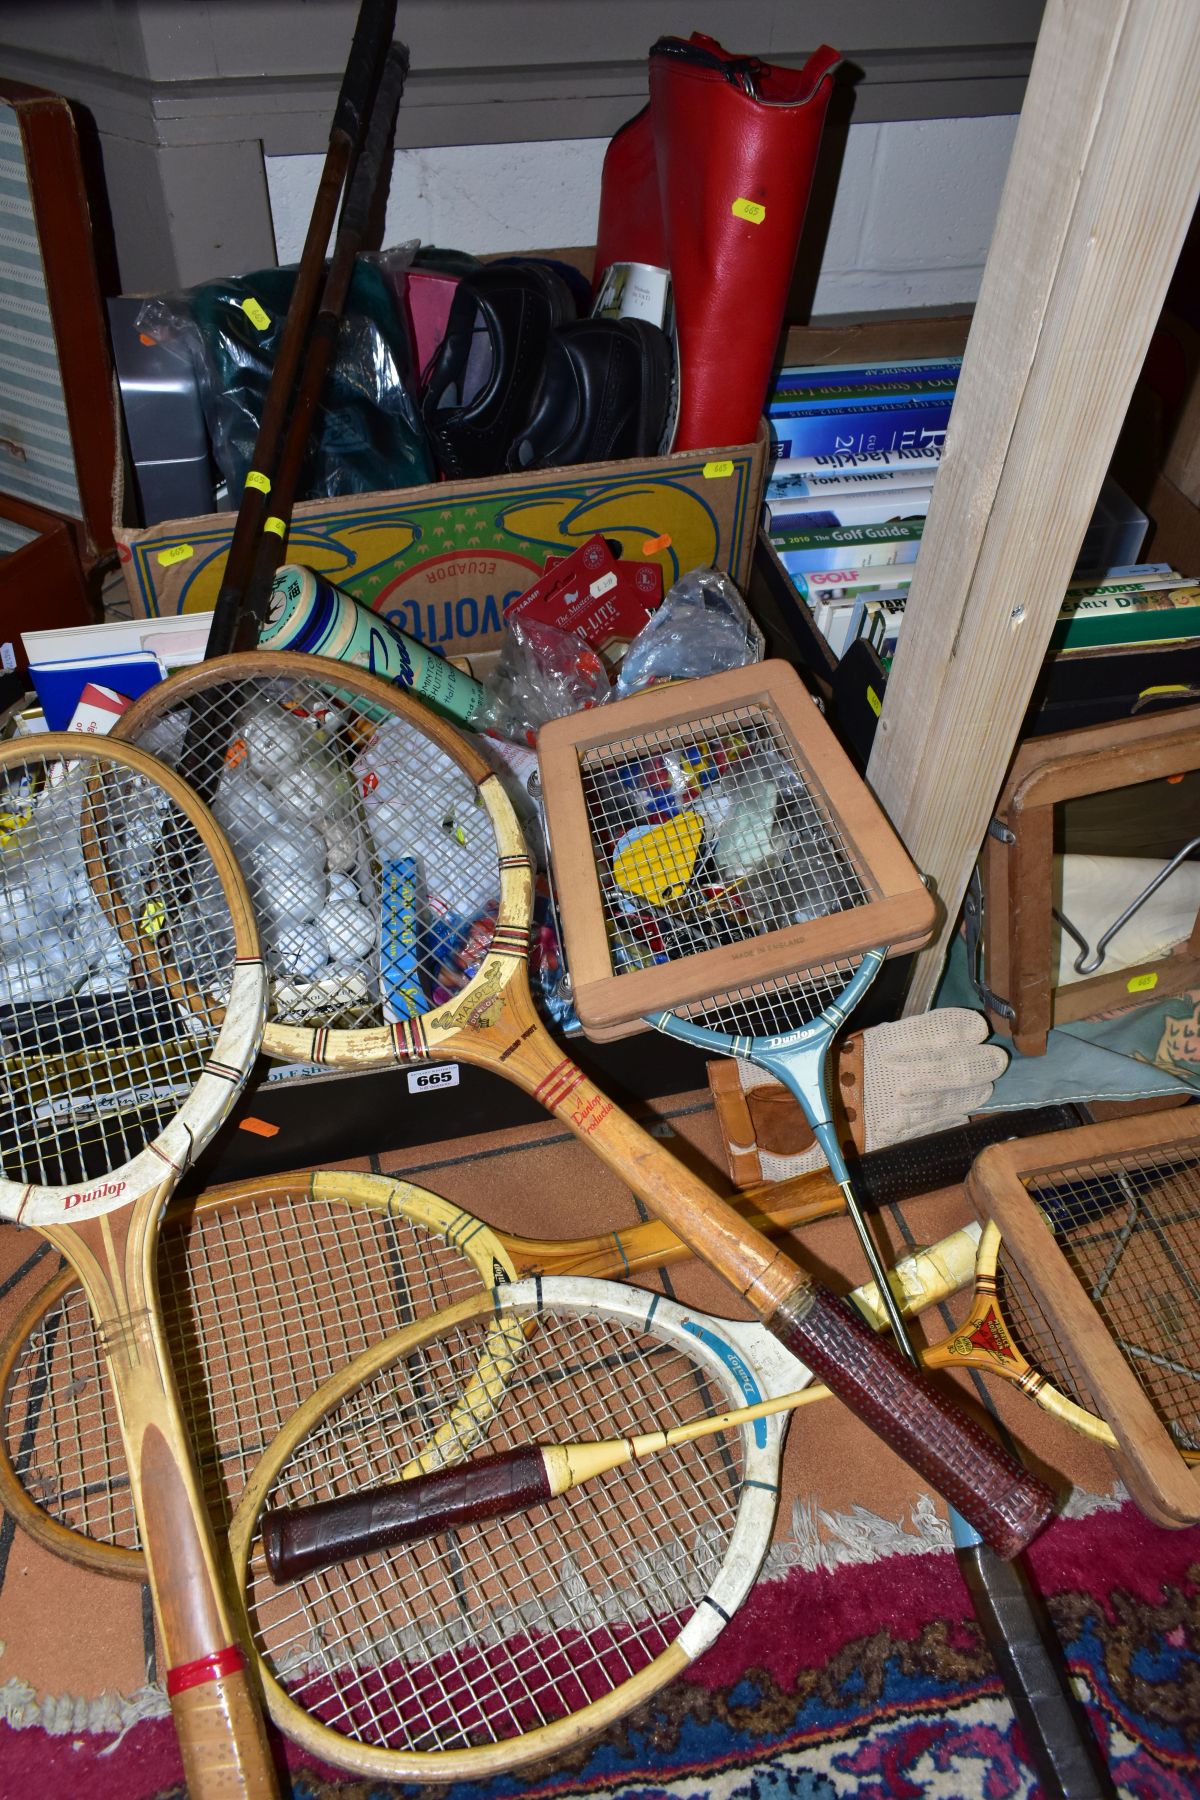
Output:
top-left (224, 736), bottom-right (248, 768)
top-left (642, 533), bottom-right (672, 555)
top-left (238, 1117), bottom-right (280, 1138)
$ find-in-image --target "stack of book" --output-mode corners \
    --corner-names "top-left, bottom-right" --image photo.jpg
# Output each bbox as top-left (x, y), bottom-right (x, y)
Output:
top-left (764, 357), bottom-right (958, 657)
top-left (854, 565), bottom-right (1200, 664)
top-left (764, 356), bottom-right (1165, 665)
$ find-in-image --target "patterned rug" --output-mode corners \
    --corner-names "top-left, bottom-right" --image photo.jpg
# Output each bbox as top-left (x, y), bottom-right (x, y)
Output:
top-left (2, 1493), bottom-right (1195, 1799)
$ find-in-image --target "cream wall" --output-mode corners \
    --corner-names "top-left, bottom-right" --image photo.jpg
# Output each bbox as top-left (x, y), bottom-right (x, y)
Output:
top-left (266, 113), bottom-right (1019, 316)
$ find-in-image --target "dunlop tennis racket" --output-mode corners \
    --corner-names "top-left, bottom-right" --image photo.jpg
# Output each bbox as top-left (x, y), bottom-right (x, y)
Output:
top-left (0, 736), bottom-right (274, 1798)
top-left (115, 654), bottom-right (1053, 1556)
top-left (224, 1270), bottom-right (958, 1779)
top-left (0, 1165), bottom-right (980, 1579)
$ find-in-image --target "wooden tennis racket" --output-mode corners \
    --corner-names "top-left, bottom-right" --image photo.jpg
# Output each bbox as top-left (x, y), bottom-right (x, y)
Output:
top-left (0, 1164), bottom-right (980, 1580)
top-left (225, 1133), bottom-right (1178, 1587)
top-left (222, 1269), bottom-right (966, 1779)
top-left (113, 654), bottom-right (1053, 1557)
top-left (0, 736), bottom-right (275, 1797)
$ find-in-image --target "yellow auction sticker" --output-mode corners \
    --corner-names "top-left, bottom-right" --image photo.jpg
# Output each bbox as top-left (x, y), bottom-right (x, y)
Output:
top-left (732, 198), bottom-right (766, 224)
top-left (1127, 972), bottom-right (1159, 994)
top-left (702, 460), bottom-right (735, 479)
top-left (242, 297), bottom-right (271, 331)
top-left (867, 687), bottom-right (882, 716)
top-left (156, 543), bottom-right (194, 567)
top-left (244, 470), bottom-right (271, 494)
top-left (264, 515), bottom-right (286, 537)
top-left (141, 899), bottom-right (167, 938)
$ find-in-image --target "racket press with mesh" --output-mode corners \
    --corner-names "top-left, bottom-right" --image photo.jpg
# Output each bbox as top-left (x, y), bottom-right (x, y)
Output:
top-left (538, 661), bottom-right (935, 1038)
top-left (966, 1105), bottom-right (1200, 1527)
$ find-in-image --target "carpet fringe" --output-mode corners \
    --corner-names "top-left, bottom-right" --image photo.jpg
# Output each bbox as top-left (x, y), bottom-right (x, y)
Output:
top-left (0, 1675), bottom-right (169, 1741)
top-left (0, 1486), bottom-right (1130, 1737)
top-left (766, 1481), bottom-right (1127, 1577)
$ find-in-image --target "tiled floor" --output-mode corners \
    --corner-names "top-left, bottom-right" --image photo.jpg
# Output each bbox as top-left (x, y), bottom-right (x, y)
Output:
top-left (0, 1088), bottom-right (1116, 1710)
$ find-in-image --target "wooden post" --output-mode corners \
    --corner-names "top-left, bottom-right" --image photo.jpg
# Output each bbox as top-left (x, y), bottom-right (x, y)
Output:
top-left (866, 0), bottom-right (1200, 1012)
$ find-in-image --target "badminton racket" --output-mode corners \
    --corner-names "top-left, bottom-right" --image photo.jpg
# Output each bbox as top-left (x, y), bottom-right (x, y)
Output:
top-left (238, 43), bottom-right (410, 629)
top-left (0, 736), bottom-right (273, 1797)
top-left (222, 1270), bottom-right (957, 1779)
top-left (0, 1165), bottom-right (981, 1580)
top-left (113, 654), bottom-right (1053, 1556)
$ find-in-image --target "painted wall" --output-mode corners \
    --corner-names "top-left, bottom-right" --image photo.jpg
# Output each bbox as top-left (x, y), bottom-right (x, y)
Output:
top-left (266, 112), bottom-right (1018, 316)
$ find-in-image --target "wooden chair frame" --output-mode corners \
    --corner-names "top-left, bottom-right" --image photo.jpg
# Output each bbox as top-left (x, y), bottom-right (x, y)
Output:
top-left (980, 705), bottom-right (1200, 1056)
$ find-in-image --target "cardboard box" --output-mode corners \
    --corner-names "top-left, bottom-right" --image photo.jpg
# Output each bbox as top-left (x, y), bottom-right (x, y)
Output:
top-left (114, 433), bottom-right (770, 660)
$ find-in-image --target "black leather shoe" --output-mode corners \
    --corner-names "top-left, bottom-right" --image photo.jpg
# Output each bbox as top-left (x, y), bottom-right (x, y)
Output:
top-left (507, 317), bottom-right (672, 470)
top-left (421, 261), bottom-right (576, 479)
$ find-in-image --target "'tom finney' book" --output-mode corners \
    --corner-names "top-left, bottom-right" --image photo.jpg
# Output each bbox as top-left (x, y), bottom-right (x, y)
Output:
top-left (765, 485), bottom-right (932, 532)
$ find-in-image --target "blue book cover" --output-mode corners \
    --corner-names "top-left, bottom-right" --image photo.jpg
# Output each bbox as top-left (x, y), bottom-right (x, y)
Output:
top-left (768, 401), bottom-right (952, 462)
top-left (766, 379), bottom-right (957, 414)
top-left (29, 652), bottom-right (164, 731)
top-left (772, 358), bottom-right (962, 391)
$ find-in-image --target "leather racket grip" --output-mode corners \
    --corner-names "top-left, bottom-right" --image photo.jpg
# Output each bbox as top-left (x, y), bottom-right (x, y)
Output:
top-left (851, 1105), bottom-right (1081, 1210)
top-left (773, 1285), bottom-right (1056, 1559)
top-left (263, 1447), bottom-right (552, 1582)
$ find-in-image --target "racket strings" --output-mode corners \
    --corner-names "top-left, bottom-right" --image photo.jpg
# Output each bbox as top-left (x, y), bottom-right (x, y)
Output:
top-left (126, 673), bottom-right (505, 1032)
top-left (1, 1188), bottom-right (496, 1551)
top-left (0, 753), bottom-right (232, 1186)
top-left (577, 703), bottom-right (870, 970)
top-left (1023, 1150), bottom-right (1200, 1451)
top-left (242, 1306), bottom-right (747, 1755)
top-left (2, 1286), bottom-right (136, 1546)
top-left (675, 957), bottom-right (863, 1041)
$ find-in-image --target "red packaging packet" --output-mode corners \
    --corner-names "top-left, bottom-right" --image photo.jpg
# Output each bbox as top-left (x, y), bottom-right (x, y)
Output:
top-left (508, 533), bottom-right (663, 664)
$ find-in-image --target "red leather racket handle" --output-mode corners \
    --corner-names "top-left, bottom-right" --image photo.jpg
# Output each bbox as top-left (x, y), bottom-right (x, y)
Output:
top-left (773, 1284), bottom-right (1056, 1558)
top-left (263, 1448), bottom-right (552, 1582)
